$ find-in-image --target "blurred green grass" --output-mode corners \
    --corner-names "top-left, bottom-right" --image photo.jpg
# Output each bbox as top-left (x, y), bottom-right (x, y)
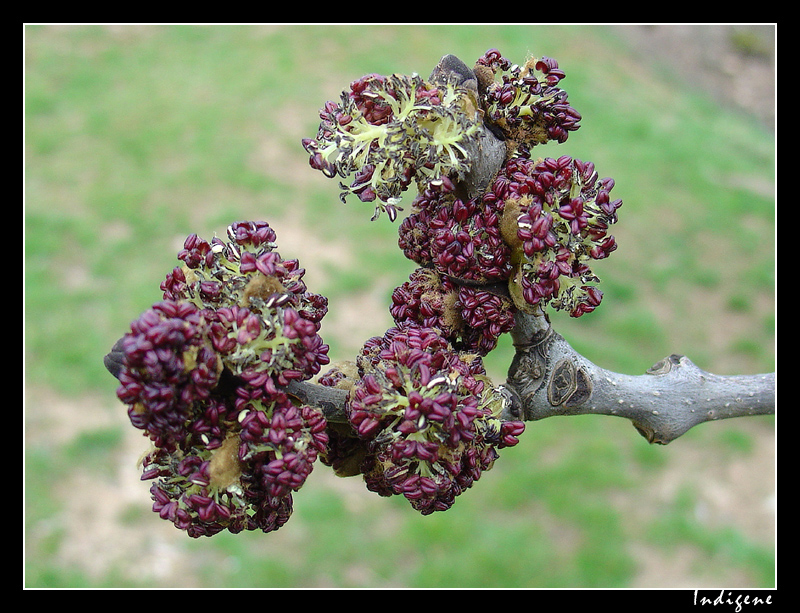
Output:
top-left (25, 24), bottom-right (774, 588)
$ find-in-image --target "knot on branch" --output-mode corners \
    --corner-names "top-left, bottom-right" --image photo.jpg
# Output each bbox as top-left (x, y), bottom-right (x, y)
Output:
top-left (646, 354), bottom-right (687, 376)
top-left (548, 358), bottom-right (593, 410)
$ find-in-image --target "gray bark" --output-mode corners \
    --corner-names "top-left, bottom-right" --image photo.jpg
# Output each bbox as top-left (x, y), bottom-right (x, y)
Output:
top-left (282, 309), bottom-right (775, 445)
top-left (498, 311), bottom-right (775, 444)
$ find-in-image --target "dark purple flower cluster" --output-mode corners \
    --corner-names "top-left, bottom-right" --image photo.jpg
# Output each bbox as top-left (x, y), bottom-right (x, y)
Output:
top-left (487, 155), bottom-right (622, 317)
top-left (391, 51), bottom-right (618, 327)
top-left (303, 48), bottom-right (621, 321)
top-left (319, 323), bottom-right (524, 515)
top-left (475, 48), bottom-right (581, 151)
top-left (115, 221), bottom-right (331, 537)
top-left (456, 285), bottom-right (517, 353)
top-left (142, 388), bottom-right (327, 537)
top-left (161, 221), bottom-right (330, 387)
top-left (399, 186), bottom-right (512, 284)
top-left (389, 267), bottom-right (515, 355)
top-left (237, 387), bottom-right (328, 498)
top-left (301, 72), bottom-right (480, 220)
top-left (395, 182), bottom-right (516, 352)
top-left (116, 300), bottom-right (222, 452)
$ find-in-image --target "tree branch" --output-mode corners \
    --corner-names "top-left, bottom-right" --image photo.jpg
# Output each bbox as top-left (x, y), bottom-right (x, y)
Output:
top-left (429, 54), bottom-right (508, 201)
top-left (499, 311), bottom-right (775, 444)
top-left (285, 379), bottom-right (349, 423)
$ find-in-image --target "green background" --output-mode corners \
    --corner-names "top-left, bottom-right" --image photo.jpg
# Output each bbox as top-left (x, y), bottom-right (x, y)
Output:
top-left (25, 24), bottom-right (775, 588)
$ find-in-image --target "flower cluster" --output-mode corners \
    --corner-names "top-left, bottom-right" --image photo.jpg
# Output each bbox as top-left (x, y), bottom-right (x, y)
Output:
top-left (301, 50), bottom-right (622, 517)
top-left (389, 267), bottom-right (515, 355)
top-left (475, 48), bottom-right (581, 153)
top-left (116, 300), bottom-right (223, 452)
top-left (394, 180), bottom-right (517, 352)
top-left (399, 185), bottom-right (512, 284)
top-left (115, 221), bottom-right (331, 537)
top-left (489, 155), bottom-right (622, 316)
top-left (161, 221), bottom-right (330, 387)
top-left (301, 72), bottom-right (480, 220)
top-left (309, 49), bottom-right (615, 322)
top-left (109, 47), bottom-right (629, 534)
top-left (141, 389), bottom-right (327, 538)
top-left (319, 324), bottom-right (524, 515)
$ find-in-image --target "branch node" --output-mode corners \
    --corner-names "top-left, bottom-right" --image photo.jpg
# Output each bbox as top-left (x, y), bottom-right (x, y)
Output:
top-left (547, 359), bottom-right (594, 410)
top-left (646, 354), bottom-right (686, 376)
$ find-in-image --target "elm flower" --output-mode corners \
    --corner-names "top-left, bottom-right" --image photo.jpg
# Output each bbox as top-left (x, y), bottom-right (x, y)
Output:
top-left (114, 220), bottom-right (332, 537)
top-left (235, 386), bottom-right (328, 500)
top-left (116, 300), bottom-right (222, 451)
top-left (208, 303), bottom-right (329, 391)
top-left (345, 323), bottom-right (524, 515)
top-left (389, 267), bottom-right (515, 355)
top-left (144, 436), bottom-right (259, 538)
top-left (455, 285), bottom-right (517, 355)
top-left (475, 48), bottom-right (581, 151)
top-left (489, 154), bottom-right (622, 317)
top-left (161, 221), bottom-right (330, 388)
top-left (139, 383), bottom-right (328, 538)
top-left (302, 72), bottom-right (481, 220)
top-left (163, 221), bottom-right (324, 328)
top-left (399, 187), bottom-right (512, 284)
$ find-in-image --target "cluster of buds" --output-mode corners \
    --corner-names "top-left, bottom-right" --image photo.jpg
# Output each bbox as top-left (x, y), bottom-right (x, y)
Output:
top-left (475, 48), bottom-right (581, 153)
top-left (398, 184), bottom-right (512, 284)
top-left (142, 389), bottom-right (327, 538)
top-left (301, 72), bottom-right (480, 220)
top-left (117, 300), bottom-right (223, 452)
top-left (489, 155), bottom-right (622, 317)
top-left (389, 267), bottom-right (515, 355)
top-left (300, 48), bottom-right (623, 512)
top-left (115, 221), bottom-right (331, 537)
top-left (395, 181), bottom-right (516, 352)
top-left (161, 221), bottom-right (330, 386)
top-left (303, 49), bottom-right (619, 321)
top-left (318, 324), bottom-right (524, 515)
